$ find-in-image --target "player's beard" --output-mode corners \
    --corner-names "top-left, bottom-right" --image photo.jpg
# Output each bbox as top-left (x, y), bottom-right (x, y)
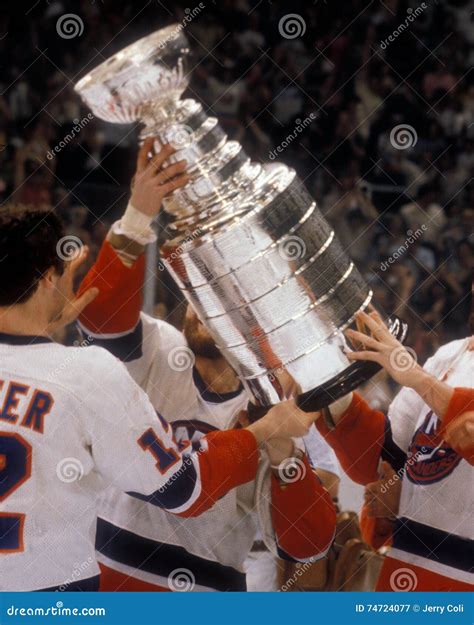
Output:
top-left (183, 312), bottom-right (222, 360)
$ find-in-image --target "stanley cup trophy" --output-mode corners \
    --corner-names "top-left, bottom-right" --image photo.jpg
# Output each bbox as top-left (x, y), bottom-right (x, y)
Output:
top-left (75, 25), bottom-right (406, 412)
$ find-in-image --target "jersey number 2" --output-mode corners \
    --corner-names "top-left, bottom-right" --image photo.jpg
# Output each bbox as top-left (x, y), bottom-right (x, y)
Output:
top-left (0, 432), bottom-right (32, 552)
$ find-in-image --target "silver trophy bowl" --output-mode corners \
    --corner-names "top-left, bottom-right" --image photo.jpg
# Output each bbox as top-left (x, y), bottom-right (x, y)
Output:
top-left (75, 26), bottom-right (406, 410)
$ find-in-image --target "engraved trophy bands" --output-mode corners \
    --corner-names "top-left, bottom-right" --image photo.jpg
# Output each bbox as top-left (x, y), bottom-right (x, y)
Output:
top-left (75, 25), bottom-right (407, 411)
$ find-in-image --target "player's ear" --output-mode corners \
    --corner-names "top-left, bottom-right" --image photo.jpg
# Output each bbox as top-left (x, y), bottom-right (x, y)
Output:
top-left (41, 266), bottom-right (59, 291)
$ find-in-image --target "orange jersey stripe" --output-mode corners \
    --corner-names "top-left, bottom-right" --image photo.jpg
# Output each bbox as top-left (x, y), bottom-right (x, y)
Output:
top-left (377, 555), bottom-right (474, 592)
top-left (99, 563), bottom-right (169, 592)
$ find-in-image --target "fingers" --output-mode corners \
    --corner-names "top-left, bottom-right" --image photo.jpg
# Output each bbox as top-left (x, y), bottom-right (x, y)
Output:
top-left (295, 404), bottom-right (322, 429)
top-left (274, 368), bottom-right (302, 399)
top-left (369, 309), bottom-right (385, 325)
top-left (155, 159), bottom-right (188, 184)
top-left (355, 311), bottom-right (389, 339)
top-left (161, 173), bottom-right (190, 196)
top-left (346, 350), bottom-right (380, 363)
top-left (136, 141), bottom-right (177, 179)
top-left (63, 287), bottom-right (99, 325)
top-left (346, 328), bottom-right (381, 350)
top-left (269, 398), bottom-right (315, 437)
top-left (136, 138), bottom-right (155, 171)
top-left (72, 287), bottom-right (99, 315)
top-left (364, 481), bottom-right (391, 518)
top-left (68, 244), bottom-right (89, 272)
top-left (363, 485), bottom-right (379, 517)
top-left (47, 287), bottom-right (99, 334)
top-left (135, 139), bottom-right (188, 194)
top-left (355, 313), bottom-right (367, 334)
top-left (148, 143), bottom-right (176, 173)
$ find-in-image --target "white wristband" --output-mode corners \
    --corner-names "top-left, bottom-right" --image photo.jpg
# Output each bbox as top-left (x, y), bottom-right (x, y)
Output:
top-left (114, 202), bottom-right (157, 244)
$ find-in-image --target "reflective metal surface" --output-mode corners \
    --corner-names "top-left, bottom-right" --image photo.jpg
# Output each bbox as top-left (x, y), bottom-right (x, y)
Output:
top-left (75, 25), bottom-right (376, 406)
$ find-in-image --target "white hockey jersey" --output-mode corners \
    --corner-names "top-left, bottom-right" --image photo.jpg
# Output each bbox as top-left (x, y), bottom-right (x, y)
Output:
top-left (320, 337), bottom-right (474, 586)
top-left (84, 313), bottom-right (338, 591)
top-left (387, 338), bottom-right (474, 583)
top-left (0, 331), bottom-right (259, 591)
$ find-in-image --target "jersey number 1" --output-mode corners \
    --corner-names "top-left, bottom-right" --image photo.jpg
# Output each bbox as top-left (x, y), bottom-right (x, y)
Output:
top-left (137, 428), bottom-right (180, 475)
top-left (0, 432), bottom-right (32, 552)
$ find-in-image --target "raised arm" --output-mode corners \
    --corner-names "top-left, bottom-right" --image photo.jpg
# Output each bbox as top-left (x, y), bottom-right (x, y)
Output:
top-left (346, 311), bottom-right (473, 460)
top-left (78, 140), bottom-right (187, 340)
top-left (315, 312), bottom-right (474, 480)
top-left (74, 137), bottom-right (322, 515)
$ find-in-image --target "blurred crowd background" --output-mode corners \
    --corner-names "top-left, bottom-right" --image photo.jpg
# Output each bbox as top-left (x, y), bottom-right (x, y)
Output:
top-left (0, 0), bottom-right (472, 409)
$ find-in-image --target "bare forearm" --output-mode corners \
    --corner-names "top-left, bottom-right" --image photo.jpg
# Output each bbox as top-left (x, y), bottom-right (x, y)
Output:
top-left (406, 366), bottom-right (453, 421)
top-left (328, 368), bottom-right (453, 426)
top-left (265, 437), bottom-right (295, 466)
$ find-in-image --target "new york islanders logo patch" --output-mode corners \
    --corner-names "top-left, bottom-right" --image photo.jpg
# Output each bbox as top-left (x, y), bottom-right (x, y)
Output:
top-left (406, 410), bottom-right (461, 485)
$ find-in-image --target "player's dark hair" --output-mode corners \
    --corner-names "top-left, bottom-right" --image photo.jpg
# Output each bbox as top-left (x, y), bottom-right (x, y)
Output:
top-left (0, 204), bottom-right (66, 306)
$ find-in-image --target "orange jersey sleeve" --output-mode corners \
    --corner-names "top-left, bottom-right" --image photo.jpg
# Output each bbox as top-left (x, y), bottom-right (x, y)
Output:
top-left (440, 387), bottom-right (474, 464)
top-left (78, 240), bottom-right (145, 335)
top-left (441, 387), bottom-right (474, 429)
top-left (270, 456), bottom-right (336, 561)
top-left (316, 393), bottom-right (389, 485)
top-left (177, 429), bottom-right (259, 518)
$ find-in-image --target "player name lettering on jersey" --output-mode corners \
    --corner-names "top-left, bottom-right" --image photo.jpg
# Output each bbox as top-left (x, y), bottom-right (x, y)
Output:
top-left (0, 379), bottom-right (54, 434)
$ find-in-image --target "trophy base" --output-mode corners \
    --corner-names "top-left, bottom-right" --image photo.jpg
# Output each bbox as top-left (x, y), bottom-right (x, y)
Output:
top-left (246, 316), bottom-right (408, 422)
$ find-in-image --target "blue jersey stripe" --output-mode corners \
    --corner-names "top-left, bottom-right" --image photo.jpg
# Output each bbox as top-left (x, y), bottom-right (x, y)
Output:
top-left (80, 321), bottom-right (143, 363)
top-left (127, 454), bottom-right (198, 511)
top-left (96, 519), bottom-right (246, 591)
